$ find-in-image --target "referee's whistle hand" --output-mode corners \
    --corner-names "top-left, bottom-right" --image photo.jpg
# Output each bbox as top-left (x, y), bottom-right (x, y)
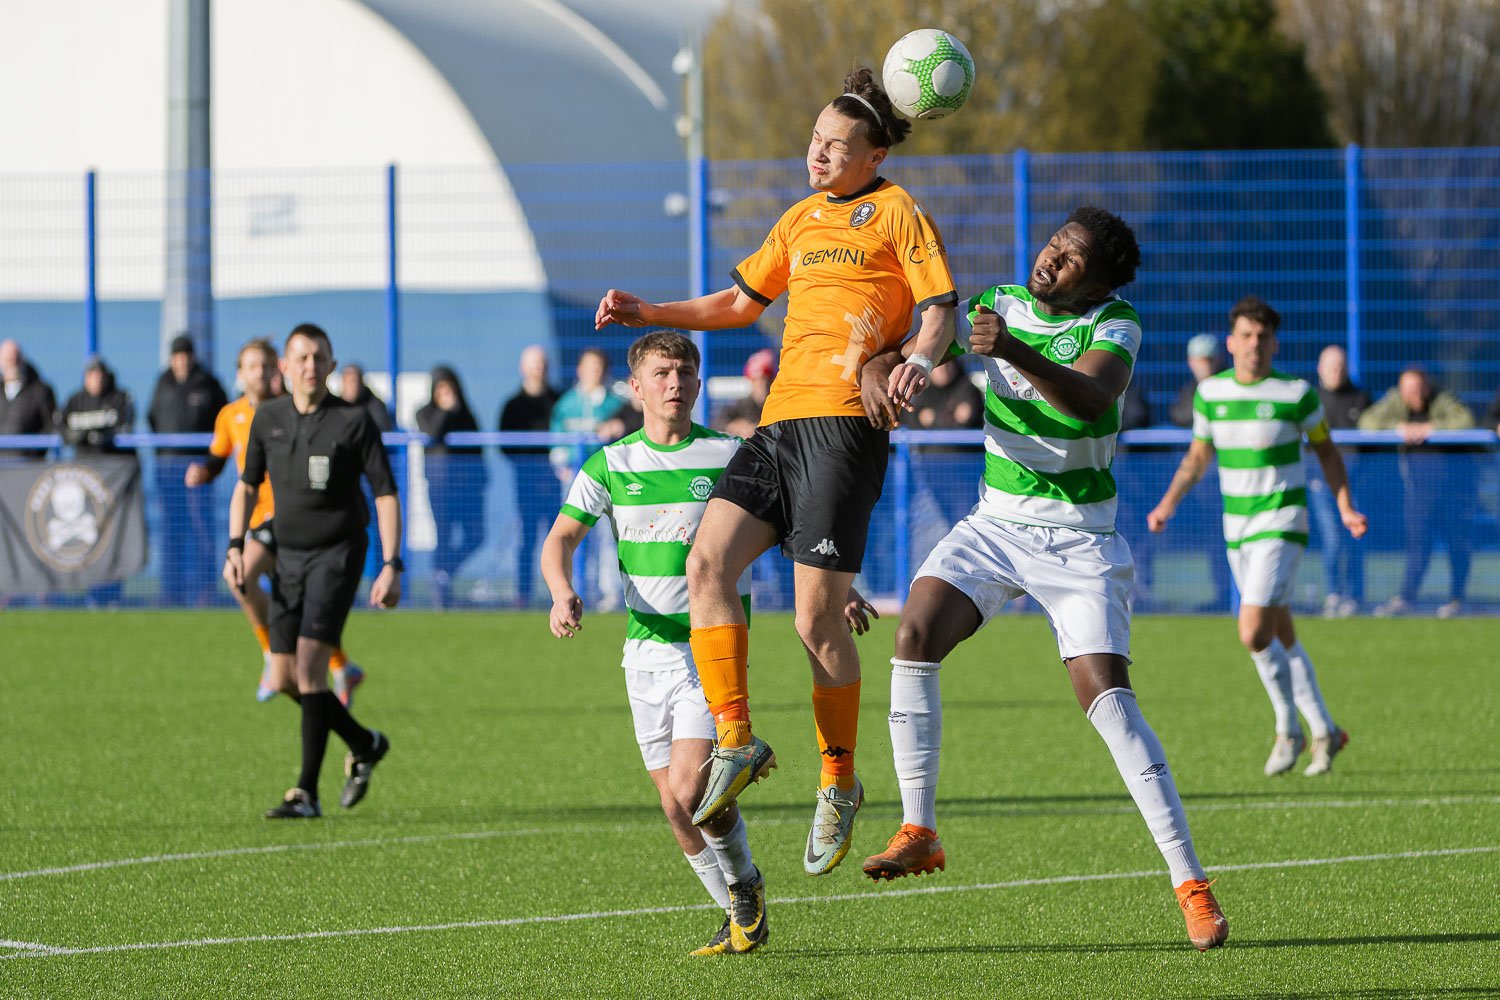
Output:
top-left (370, 568), bottom-right (402, 609)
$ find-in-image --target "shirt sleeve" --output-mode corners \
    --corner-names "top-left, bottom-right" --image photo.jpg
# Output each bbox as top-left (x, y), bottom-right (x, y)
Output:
top-left (357, 412), bottom-right (398, 497)
top-left (241, 410), bottom-right (267, 486)
top-left (209, 405), bottom-right (233, 459)
top-left (952, 285), bottom-right (1003, 357)
top-left (731, 206), bottom-right (794, 307)
top-left (890, 198), bottom-right (958, 313)
top-left (1191, 389), bottom-right (1213, 441)
top-left (1296, 385), bottom-right (1327, 435)
top-left (559, 448), bottom-right (609, 526)
top-left (1088, 302), bottom-right (1142, 367)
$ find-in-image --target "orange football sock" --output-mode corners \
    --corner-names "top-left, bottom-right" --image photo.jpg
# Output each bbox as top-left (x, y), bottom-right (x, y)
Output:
top-left (690, 623), bottom-right (751, 746)
top-left (329, 649), bottom-right (347, 671)
top-left (252, 625), bottom-right (271, 654)
top-left (813, 680), bottom-right (861, 791)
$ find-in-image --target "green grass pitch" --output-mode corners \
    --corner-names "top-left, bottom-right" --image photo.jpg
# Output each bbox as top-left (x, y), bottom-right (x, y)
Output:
top-left (2, 610), bottom-right (1496, 998)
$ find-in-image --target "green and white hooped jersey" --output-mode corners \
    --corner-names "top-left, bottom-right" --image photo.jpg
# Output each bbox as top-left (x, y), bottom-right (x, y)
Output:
top-left (954, 284), bottom-right (1142, 532)
top-left (560, 424), bottom-right (750, 670)
top-left (1192, 370), bottom-right (1325, 549)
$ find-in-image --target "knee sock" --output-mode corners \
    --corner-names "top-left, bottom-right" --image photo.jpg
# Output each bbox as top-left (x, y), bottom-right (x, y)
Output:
top-left (329, 648), bottom-right (348, 671)
top-left (252, 625), bottom-right (271, 654)
top-left (685, 846), bottom-right (731, 911)
top-left (889, 659), bottom-right (942, 830)
top-left (1249, 638), bottom-right (1301, 739)
top-left (306, 690), bottom-right (375, 757)
top-left (701, 813), bottom-right (757, 885)
top-left (297, 695), bottom-right (333, 799)
top-left (690, 624), bottom-right (751, 746)
top-left (1087, 687), bottom-right (1206, 886)
top-left (812, 680), bottom-right (860, 790)
top-left (1286, 641), bottom-right (1334, 739)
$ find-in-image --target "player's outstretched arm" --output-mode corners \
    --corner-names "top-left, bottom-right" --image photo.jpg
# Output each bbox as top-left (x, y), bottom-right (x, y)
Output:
top-left (1308, 433), bottom-right (1369, 539)
top-left (370, 494), bottom-right (403, 609)
top-left (888, 302), bottom-right (957, 408)
top-left (541, 514), bottom-right (590, 638)
top-left (843, 586), bottom-right (880, 636)
top-left (1148, 438), bottom-right (1215, 533)
top-left (595, 286), bottom-right (765, 332)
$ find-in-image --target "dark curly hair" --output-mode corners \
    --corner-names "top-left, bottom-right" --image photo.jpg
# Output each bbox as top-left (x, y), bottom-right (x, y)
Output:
top-left (831, 66), bottom-right (911, 148)
top-left (1228, 294), bottom-right (1281, 333)
top-left (1065, 205), bottom-right (1141, 290)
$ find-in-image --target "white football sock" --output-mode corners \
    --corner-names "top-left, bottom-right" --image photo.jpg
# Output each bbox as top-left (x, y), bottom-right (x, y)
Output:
top-left (1249, 638), bottom-right (1301, 738)
top-left (685, 846), bottom-right (730, 911)
top-left (1087, 687), bottom-right (1206, 885)
top-left (889, 658), bottom-right (942, 830)
top-left (701, 813), bottom-right (757, 886)
top-left (1286, 640), bottom-right (1334, 739)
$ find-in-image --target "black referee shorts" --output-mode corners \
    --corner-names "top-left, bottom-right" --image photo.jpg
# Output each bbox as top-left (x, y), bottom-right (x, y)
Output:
top-left (268, 534), bottom-right (367, 653)
top-left (711, 415), bottom-right (889, 573)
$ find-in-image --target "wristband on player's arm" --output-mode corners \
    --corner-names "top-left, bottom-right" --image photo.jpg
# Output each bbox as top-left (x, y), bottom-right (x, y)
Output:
top-left (906, 353), bottom-right (934, 375)
top-left (227, 536), bottom-right (245, 553)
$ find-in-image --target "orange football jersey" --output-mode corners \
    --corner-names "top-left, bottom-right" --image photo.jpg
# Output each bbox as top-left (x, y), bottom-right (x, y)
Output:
top-left (210, 397), bottom-right (274, 527)
top-left (733, 178), bottom-right (957, 424)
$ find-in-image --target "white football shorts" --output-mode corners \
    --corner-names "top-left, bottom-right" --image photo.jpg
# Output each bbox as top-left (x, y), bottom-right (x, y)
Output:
top-left (623, 665), bottom-right (716, 771)
top-left (1226, 537), bottom-right (1304, 607)
top-left (913, 514), bottom-right (1134, 661)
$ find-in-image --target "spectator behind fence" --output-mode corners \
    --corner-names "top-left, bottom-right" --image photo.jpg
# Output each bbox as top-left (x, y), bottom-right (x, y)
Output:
top-left (499, 345), bottom-right (561, 608)
top-left (62, 356), bottom-right (133, 454)
top-left (0, 339), bottom-right (58, 460)
top-left (1169, 333), bottom-right (1226, 427)
top-left (1359, 367), bottom-right (1476, 619)
top-left (148, 334), bottom-right (228, 605)
top-left (416, 365), bottom-right (487, 608)
top-left (1484, 381), bottom-right (1500, 434)
top-left (714, 348), bottom-right (777, 439)
top-left (1167, 332), bottom-right (1232, 610)
top-left (550, 347), bottom-right (624, 608)
top-left (339, 364), bottom-right (393, 431)
top-left (1310, 345), bottom-right (1370, 617)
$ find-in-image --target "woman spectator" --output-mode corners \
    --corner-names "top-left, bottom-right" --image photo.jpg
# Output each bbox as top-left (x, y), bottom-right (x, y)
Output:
top-left (416, 366), bottom-right (488, 607)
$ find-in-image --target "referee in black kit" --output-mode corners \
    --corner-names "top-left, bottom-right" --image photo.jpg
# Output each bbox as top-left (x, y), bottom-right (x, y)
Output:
top-left (224, 323), bottom-right (401, 819)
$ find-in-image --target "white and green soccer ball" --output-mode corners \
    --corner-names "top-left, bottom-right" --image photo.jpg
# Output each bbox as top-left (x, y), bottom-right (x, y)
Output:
top-left (881, 28), bottom-right (975, 121)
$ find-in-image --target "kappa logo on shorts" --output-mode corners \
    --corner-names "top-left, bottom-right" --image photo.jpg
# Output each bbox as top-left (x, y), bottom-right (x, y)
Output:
top-left (850, 202), bottom-right (876, 228)
top-left (688, 475), bottom-right (713, 500)
top-left (810, 538), bottom-right (841, 558)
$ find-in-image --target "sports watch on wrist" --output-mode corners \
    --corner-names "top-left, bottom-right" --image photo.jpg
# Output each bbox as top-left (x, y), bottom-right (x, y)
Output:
top-left (383, 556), bottom-right (405, 573)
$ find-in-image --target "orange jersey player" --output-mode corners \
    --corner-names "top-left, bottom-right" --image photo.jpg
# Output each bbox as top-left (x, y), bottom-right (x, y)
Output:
top-left (597, 65), bottom-right (957, 885)
top-left (186, 337), bottom-right (365, 706)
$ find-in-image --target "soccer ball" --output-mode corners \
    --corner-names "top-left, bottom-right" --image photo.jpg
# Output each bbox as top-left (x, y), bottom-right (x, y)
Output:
top-left (881, 28), bottom-right (975, 121)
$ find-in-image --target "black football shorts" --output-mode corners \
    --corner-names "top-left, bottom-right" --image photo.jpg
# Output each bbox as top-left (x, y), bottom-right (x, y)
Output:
top-left (268, 534), bottom-right (367, 653)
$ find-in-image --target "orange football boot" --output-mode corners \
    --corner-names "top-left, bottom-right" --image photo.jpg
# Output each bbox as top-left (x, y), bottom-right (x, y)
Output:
top-left (1175, 878), bottom-right (1229, 951)
top-left (862, 823), bottom-right (946, 881)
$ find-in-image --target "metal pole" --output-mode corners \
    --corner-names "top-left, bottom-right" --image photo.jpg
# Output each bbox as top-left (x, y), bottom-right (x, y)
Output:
top-left (1012, 148), bottom-right (1031, 286)
top-left (84, 170), bottom-right (99, 359)
top-left (163, 0), bottom-right (213, 361)
top-left (680, 28), bottom-right (710, 423)
top-left (385, 163), bottom-right (400, 423)
top-left (893, 435), bottom-right (911, 599)
top-left (1344, 143), bottom-right (1362, 385)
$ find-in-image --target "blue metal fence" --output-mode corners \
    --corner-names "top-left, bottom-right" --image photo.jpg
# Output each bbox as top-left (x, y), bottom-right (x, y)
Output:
top-left (2, 431), bottom-right (1495, 617)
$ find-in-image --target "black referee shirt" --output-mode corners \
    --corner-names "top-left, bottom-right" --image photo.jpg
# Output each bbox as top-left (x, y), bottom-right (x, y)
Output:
top-left (241, 394), bottom-right (397, 550)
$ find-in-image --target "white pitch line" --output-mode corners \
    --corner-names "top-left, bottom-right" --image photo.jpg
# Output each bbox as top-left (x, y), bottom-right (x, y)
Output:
top-left (3, 794), bottom-right (1494, 885)
top-left (0, 940), bottom-right (62, 954)
top-left (4, 845), bottom-right (1495, 962)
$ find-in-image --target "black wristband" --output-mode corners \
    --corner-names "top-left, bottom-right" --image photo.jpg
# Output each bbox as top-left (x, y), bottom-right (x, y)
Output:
top-left (383, 556), bottom-right (405, 573)
top-left (227, 537), bottom-right (245, 553)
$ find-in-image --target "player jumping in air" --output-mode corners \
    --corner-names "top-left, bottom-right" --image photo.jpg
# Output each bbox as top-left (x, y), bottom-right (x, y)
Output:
top-left (865, 207), bottom-right (1230, 951)
top-left (188, 338), bottom-right (366, 706)
top-left (595, 67), bottom-right (956, 876)
top-left (541, 332), bottom-right (877, 954)
top-left (1149, 295), bottom-right (1366, 777)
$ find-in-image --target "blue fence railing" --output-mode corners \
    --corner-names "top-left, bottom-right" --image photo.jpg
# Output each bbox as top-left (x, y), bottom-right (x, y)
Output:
top-left (2, 430), bottom-right (1495, 617)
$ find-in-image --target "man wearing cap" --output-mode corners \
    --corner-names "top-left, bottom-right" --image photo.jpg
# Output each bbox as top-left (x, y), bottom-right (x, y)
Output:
top-left (149, 334), bottom-right (228, 605)
top-left (1170, 333), bottom-right (1225, 428)
top-left (714, 349), bottom-right (778, 441)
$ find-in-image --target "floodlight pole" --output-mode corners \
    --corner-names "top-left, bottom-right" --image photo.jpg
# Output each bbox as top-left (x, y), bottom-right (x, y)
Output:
top-left (163, 0), bottom-right (214, 363)
top-left (676, 30), bottom-right (710, 422)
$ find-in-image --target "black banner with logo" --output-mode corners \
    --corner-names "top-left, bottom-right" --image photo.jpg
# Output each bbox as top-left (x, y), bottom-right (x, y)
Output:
top-left (0, 457), bottom-right (148, 592)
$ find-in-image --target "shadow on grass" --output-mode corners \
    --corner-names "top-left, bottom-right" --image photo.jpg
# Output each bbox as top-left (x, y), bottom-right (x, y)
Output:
top-left (762, 931), bottom-right (1500, 960)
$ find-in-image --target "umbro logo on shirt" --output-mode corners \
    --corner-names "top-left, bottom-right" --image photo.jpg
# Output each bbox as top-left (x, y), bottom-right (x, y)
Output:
top-left (810, 538), bottom-right (841, 557)
top-left (625, 483), bottom-right (643, 496)
top-left (1215, 406), bottom-right (1229, 417)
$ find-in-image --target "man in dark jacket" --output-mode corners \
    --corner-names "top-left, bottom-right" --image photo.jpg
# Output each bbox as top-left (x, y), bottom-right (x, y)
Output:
top-left (1310, 345), bottom-right (1370, 616)
top-left (0, 339), bottom-right (58, 460)
top-left (148, 334), bottom-right (228, 605)
top-left (338, 364), bottom-right (393, 432)
top-left (499, 345), bottom-right (559, 607)
top-left (62, 357), bottom-right (134, 454)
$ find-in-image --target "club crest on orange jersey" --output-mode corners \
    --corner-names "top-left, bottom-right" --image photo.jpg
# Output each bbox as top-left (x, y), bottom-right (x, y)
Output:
top-left (850, 202), bottom-right (876, 228)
